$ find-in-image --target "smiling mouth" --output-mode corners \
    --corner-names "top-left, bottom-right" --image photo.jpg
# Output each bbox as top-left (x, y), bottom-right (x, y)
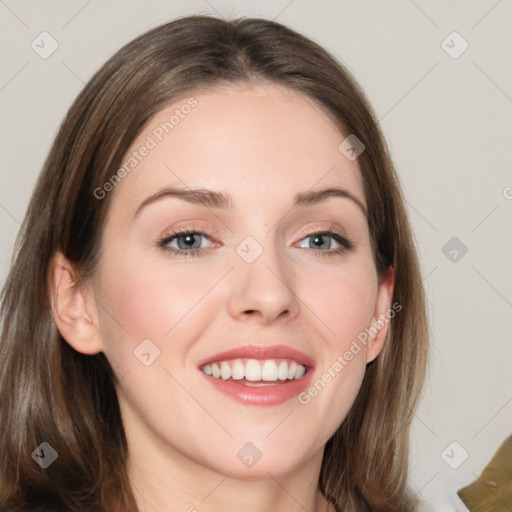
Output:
top-left (201, 358), bottom-right (307, 385)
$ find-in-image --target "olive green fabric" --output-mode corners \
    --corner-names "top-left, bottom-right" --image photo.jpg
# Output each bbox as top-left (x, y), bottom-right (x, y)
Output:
top-left (457, 435), bottom-right (512, 512)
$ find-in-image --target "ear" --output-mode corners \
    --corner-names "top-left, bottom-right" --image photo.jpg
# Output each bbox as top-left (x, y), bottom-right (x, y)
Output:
top-left (366, 266), bottom-right (395, 364)
top-left (49, 251), bottom-right (103, 355)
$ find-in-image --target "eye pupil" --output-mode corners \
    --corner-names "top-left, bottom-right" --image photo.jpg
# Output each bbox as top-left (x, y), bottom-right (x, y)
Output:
top-left (178, 233), bottom-right (201, 249)
top-left (311, 234), bottom-right (330, 249)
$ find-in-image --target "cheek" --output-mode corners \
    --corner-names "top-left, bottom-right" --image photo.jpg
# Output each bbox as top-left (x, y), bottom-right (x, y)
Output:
top-left (96, 254), bottom-right (215, 345)
top-left (294, 260), bottom-right (377, 433)
top-left (301, 259), bottom-right (377, 350)
top-left (91, 247), bottom-right (229, 395)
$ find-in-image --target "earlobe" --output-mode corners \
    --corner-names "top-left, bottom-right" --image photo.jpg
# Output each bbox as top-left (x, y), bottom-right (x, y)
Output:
top-left (49, 251), bottom-right (103, 355)
top-left (366, 266), bottom-right (395, 364)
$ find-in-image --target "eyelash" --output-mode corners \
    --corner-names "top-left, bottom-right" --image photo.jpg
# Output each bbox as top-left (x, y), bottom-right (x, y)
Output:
top-left (157, 226), bottom-right (353, 259)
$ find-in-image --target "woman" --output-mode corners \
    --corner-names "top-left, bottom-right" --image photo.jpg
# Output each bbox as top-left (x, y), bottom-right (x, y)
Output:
top-left (0, 15), bottom-right (428, 512)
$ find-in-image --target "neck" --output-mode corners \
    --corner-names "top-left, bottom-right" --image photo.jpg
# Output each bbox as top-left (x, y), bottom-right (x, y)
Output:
top-left (126, 427), bottom-right (334, 512)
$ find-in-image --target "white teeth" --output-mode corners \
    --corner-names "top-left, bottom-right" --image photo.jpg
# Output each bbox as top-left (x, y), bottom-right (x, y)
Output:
top-left (288, 361), bottom-right (297, 380)
top-left (220, 361), bottom-right (231, 380)
top-left (201, 358), bottom-right (307, 383)
top-left (245, 359), bottom-right (262, 381)
top-left (277, 361), bottom-right (289, 380)
top-left (231, 360), bottom-right (244, 380)
top-left (261, 360), bottom-right (278, 381)
top-left (295, 364), bottom-right (306, 379)
top-left (211, 363), bottom-right (221, 378)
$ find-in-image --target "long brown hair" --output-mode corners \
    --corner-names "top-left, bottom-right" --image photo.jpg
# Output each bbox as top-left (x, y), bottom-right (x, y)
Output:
top-left (0, 15), bottom-right (428, 511)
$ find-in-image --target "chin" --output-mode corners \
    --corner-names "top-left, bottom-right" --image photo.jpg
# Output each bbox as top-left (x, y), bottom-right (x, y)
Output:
top-left (198, 437), bottom-right (319, 479)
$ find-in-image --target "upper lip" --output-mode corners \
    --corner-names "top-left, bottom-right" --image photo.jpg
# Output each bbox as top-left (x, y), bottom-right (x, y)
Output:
top-left (197, 344), bottom-right (315, 369)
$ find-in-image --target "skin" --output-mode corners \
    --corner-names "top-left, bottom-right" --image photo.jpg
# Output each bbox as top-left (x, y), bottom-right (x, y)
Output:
top-left (51, 82), bottom-right (393, 512)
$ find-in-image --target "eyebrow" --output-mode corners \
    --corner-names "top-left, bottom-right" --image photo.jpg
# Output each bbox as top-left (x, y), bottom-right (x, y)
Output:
top-left (134, 186), bottom-right (367, 218)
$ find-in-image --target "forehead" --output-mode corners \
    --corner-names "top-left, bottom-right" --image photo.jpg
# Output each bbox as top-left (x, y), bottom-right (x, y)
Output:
top-left (108, 82), bottom-right (365, 219)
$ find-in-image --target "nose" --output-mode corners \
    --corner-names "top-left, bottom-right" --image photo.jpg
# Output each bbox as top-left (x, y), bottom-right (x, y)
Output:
top-left (227, 238), bottom-right (299, 325)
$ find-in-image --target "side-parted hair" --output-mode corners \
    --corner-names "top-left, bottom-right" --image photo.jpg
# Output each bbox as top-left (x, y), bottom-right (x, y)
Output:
top-left (0, 15), bottom-right (428, 512)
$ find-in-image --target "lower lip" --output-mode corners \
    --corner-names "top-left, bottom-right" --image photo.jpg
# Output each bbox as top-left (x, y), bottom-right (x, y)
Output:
top-left (200, 371), bottom-right (313, 406)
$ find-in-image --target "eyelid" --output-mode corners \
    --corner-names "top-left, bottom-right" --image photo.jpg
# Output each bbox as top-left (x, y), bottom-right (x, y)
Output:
top-left (158, 224), bottom-right (219, 242)
top-left (158, 223), bottom-right (348, 242)
top-left (294, 223), bottom-right (351, 242)
top-left (293, 223), bottom-right (354, 255)
top-left (157, 222), bottom-right (353, 258)
top-left (158, 227), bottom-right (215, 247)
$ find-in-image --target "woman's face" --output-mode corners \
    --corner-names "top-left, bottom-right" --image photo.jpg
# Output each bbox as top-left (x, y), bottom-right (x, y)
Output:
top-left (86, 82), bottom-right (393, 478)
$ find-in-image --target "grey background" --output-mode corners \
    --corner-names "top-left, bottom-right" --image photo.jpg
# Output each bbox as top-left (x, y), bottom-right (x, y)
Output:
top-left (1, 1), bottom-right (511, 510)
